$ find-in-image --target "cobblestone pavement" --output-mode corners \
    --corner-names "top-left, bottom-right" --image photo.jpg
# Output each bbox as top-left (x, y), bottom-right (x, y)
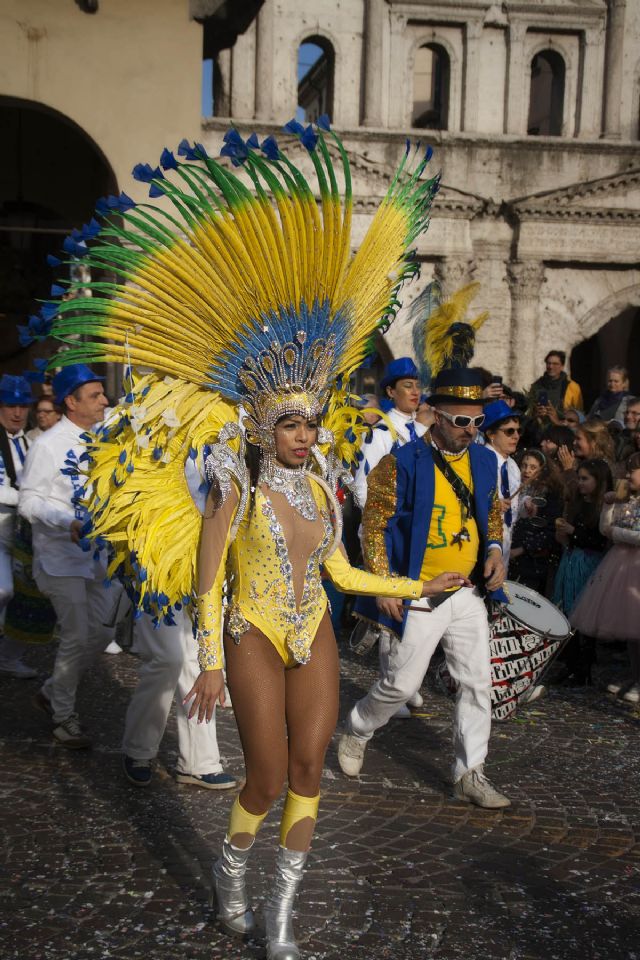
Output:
top-left (1, 637), bottom-right (639, 960)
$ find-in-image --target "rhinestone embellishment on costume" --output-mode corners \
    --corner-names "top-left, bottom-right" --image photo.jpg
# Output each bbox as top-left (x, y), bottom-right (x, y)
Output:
top-left (259, 464), bottom-right (317, 521)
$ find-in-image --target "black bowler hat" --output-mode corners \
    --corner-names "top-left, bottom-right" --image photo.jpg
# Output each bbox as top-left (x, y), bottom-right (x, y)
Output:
top-left (426, 368), bottom-right (485, 406)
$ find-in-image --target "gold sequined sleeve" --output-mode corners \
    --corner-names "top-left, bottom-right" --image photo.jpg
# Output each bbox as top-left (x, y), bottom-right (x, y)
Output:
top-left (361, 454), bottom-right (398, 576)
top-left (324, 545), bottom-right (422, 600)
top-left (194, 484), bottom-right (239, 672)
top-left (487, 488), bottom-right (503, 551)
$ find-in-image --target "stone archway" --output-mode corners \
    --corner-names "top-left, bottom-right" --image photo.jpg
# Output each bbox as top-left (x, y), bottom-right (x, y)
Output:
top-left (571, 301), bottom-right (640, 411)
top-left (0, 96), bottom-right (117, 375)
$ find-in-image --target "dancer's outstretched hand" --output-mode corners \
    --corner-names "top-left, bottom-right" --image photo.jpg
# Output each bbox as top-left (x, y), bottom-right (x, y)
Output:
top-left (183, 669), bottom-right (226, 724)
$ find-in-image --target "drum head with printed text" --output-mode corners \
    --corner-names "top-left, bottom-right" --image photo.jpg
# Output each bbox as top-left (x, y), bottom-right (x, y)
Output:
top-left (503, 581), bottom-right (570, 639)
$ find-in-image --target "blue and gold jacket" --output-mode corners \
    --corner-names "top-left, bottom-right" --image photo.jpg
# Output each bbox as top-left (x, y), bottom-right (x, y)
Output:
top-left (356, 438), bottom-right (506, 636)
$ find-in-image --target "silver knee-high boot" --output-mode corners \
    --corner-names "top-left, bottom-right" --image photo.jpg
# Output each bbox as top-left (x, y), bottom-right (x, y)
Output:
top-left (211, 837), bottom-right (256, 936)
top-left (264, 846), bottom-right (308, 960)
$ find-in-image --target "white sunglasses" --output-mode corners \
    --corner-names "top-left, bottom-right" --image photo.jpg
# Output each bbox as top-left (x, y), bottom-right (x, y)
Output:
top-left (437, 409), bottom-right (485, 429)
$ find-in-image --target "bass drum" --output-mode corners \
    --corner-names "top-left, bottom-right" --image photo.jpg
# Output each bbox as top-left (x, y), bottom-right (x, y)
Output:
top-left (438, 581), bottom-right (571, 721)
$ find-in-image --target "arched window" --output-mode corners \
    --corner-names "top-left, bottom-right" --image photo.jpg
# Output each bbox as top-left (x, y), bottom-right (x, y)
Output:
top-left (297, 37), bottom-right (334, 124)
top-left (527, 50), bottom-right (565, 136)
top-left (412, 44), bottom-right (450, 130)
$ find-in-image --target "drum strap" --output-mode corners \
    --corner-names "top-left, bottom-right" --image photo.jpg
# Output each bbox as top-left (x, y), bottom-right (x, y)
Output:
top-left (431, 446), bottom-right (476, 522)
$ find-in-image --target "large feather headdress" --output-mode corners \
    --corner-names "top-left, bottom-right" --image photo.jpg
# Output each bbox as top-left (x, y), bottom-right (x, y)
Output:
top-left (23, 118), bottom-right (440, 618)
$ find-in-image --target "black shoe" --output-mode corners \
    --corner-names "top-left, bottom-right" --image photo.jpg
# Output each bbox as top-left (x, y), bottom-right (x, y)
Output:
top-left (122, 755), bottom-right (152, 786)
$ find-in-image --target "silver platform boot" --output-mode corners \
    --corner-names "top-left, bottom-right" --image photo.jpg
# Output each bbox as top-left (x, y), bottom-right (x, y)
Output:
top-left (211, 837), bottom-right (256, 936)
top-left (264, 846), bottom-right (308, 960)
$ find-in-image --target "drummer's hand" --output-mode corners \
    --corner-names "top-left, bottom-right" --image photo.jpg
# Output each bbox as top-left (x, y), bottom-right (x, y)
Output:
top-left (421, 572), bottom-right (471, 596)
top-left (183, 669), bottom-right (226, 723)
top-left (484, 548), bottom-right (505, 591)
top-left (376, 597), bottom-right (404, 622)
top-left (499, 498), bottom-right (512, 515)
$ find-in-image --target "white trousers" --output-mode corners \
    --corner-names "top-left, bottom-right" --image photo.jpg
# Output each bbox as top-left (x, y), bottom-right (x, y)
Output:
top-left (349, 587), bottom-right (492, 782)
top-left (36, 570), bottom-right (120, 723)
top-left (121, 613), bottom-right (222, 775)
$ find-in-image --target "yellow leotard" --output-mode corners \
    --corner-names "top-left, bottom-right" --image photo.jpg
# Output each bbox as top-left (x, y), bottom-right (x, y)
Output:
top-left (195, 476), bottom-right (422, 671)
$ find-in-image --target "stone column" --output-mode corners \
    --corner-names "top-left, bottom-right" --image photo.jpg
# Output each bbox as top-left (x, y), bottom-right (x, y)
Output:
top-left (603, 0), bottom-right (627, 139)
top-left (507, 261), bottom-right (545, 389)
top-left (388, 13), bottom-right (409, 127)
top-left (505, 21), bottom-right (527, 134)
top-left (434, 258), bottom-right (476, 294)
top-left (216, 48), bottom-right (231, 118)
top-left (462, 19), bottom-right (483, 133)
top-left (230, 19), bottom-right (256, 120)
top-left (363, 0), bottom-right (385, 127)
top-left (255, 2), bottom-right (275, 122)
top-left (578, 25), bottom-right (606, 139)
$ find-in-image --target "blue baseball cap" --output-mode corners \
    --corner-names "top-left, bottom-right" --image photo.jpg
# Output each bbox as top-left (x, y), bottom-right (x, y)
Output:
top-left (0, 374), bottom-right (35, 406)
top-left (379, 357), bottom-right (420, 392)
top-left (480, 399), bottom-right (520, 433)
top-left (52, 364), bottom-right (104, 404)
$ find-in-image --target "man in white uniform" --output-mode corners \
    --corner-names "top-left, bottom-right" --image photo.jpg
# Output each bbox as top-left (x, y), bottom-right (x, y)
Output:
top-left (0, 375), bottom-right (37, 678)
top-left (353, 358), bottom-right (428, 716)
top-left (20, 364), bottom-right (120, 748)
top-left (480, 401), bottom-right (522, 569)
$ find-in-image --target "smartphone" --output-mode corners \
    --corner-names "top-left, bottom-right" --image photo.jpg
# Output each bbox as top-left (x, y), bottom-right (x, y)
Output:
top-left (491, 375), bottom-right (503, 385)
top-left (537, 391), bottom-right (548, 406)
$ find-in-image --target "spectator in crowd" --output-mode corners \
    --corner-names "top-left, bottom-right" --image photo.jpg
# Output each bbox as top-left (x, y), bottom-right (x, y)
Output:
top-left (552, 458), bottom-right (612, 684)
top-left (0, 375), bottom-right (37, 678)
top-left (625, 397), bottom-right (640, 432)
top-left (587, 366), bottom-right (631, 422)
top-left (509, 449), bottom-right (563, 593)
top-left (26, 396), bottom-right (61, 443)
top-left (557, 419), bottom-right (615, 475)
top-left (561, 408), bottom-right (585, 430)
top-left (539, 425), bottom-right (578, 466)
top-left (481, 401), bottom-right (521, 567)
top-left (122, 612), bottom-right (236, 789)
top-left (529, 350), bottom-right (584, 414)
top-left (614, 397), bottom-right (640, 463)
top-left (570, 453), bottom-right (640, 703)
top-left (20, 364), bottom-right (122, 748)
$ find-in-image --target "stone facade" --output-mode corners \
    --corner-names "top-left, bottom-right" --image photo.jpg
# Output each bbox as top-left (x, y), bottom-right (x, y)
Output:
top-left (202, 0), bottom-right (640, 396)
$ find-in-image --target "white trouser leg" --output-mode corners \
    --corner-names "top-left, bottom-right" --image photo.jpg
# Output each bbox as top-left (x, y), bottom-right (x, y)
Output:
top-left (122, 614), bottom-right (184, 760)
top-left (439, 590), bottom-right (492, 782)
top-left (37, 572), bottom-right (119, 723)
top-left (350, 596), bottom-right (451, 739)
top-left (349, 588), bottom-right (492, 781)
top-left (0, 537), bottom-right (14, 631)
top-left (174, 617), bottom-right (222, 775)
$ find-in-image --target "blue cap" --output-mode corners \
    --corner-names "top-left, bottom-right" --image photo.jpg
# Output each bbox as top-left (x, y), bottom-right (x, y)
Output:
top-left (0, 375), bottom-right (35, 406)
top-left (52, 364), bottom-right (104, 404)
top-left (379, 357), bottom-right (420, 392)
top-left (480, 399), bottom-right (520, 432)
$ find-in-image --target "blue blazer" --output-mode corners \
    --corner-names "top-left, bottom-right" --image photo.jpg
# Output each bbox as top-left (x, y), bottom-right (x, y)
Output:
top-left (355, 440), bottom-right (505, 636)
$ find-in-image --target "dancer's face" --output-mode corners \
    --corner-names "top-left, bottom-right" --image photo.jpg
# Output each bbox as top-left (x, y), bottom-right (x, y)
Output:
top-left (273, 415), bottom-right (318, 468)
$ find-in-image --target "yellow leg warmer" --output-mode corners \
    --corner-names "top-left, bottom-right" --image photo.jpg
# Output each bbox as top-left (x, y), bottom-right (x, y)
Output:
top-left (227, 797), bottom-right (268, 843)
top-left (279, 789), bottom-right (320, 847)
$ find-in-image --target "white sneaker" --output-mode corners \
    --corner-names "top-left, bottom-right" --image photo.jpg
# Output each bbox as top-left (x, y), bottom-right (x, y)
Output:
top-left (520, 684), bottom-right (546, 705)
top-left (622, 683), bottom-right (640, 704)
top-left (407, 691), bottom-right (424, 709)
top-left (53, 713), bottom-right (92, 749)
top-left (103, 640), bottom-right (122, 655)
top-left (338, 729), bottom-right (368, 777)
top-left (606, 680), bottom-right (630, 696)
top-left (0, 658), bottom-right (38, 679)
top-left (393, 704), bottom-right (412, 718)
top-left (452, 765), bottom-right (511, 809)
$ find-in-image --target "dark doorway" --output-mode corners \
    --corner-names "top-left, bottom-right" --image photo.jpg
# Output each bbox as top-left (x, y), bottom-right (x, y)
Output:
top-left (0, 97), bottom-right (117, 376)
top-left (571, 306), bottom-right (640, 411)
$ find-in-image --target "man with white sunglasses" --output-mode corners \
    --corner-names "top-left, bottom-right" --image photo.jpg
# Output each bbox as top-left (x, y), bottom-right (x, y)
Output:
top-left (339, 368), bottom-right (511, 809)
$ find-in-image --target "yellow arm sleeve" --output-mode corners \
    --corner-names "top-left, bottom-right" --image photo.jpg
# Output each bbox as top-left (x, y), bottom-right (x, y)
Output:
top-left (194, 484), bottom-right (239, 672)
top-left (324, 544), bottom-right (422, 600)
top-left (361, 453), bottom-right (398, 576)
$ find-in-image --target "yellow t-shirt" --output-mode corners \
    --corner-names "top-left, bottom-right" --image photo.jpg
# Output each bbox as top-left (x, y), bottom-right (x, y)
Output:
top-left (419, 451), bottom-right (479, 585)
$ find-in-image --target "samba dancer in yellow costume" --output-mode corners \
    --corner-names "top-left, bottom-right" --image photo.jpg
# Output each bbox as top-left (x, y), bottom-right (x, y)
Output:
top-left (28, 118), bottom-right (465, 960)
